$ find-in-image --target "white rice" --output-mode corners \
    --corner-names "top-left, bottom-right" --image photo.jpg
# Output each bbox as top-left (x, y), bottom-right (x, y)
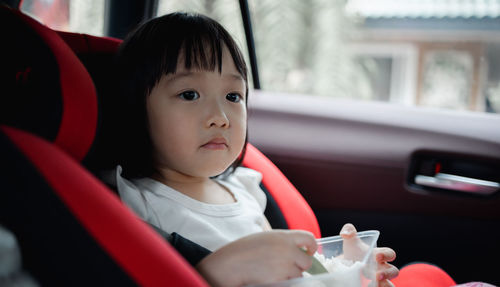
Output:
top-left (299, 254), bottom-right (364, 287)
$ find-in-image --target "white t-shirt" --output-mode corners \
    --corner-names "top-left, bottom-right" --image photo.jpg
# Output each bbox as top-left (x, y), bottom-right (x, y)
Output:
top-left (111, 166), bottom-right (268, 251)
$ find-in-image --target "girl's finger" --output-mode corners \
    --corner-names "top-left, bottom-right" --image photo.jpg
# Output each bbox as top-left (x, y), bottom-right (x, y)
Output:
top-left (375, 247), bottom-right (396, 263)
top-left (377, 263), bottom-right (399, 281)
top-left (339, 223), bottom-right (357, 239)
top-left (292, 247), bottom-right (314, 271)
top-left (289, 230), bottom-right (318, 255)
top-left (340, 223), bottom-right (368, 261)
top-left (378, 279), bottom-right (395, 287)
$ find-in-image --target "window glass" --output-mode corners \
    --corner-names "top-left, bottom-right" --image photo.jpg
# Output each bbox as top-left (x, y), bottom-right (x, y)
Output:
top-left (246, 0), bottom-right (500, 113)
top-left (421, 50), bottom-right (473, 110)
top-left (20, 0), bottom-right (105, 36)
top-left (157, 0), bottom-right (253, 88)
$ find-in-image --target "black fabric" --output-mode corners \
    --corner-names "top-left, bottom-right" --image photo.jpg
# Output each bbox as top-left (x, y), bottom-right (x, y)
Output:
top-left (148, 224), bottom-right (212, 267)
top-left (78, 52), bottom-right (122, 173)
top-left (169, 233), bottom-right (212, 266)
top-left (169, 233), bottom-right (212, 267)
top-left (260, 183), bottom-right (289, 229)
top-left (0, 130), bottom-right (137, 286)
top-left (0, 1), bottom-right (21, 9)
top-left (1, 7), bottom-right (62, 140)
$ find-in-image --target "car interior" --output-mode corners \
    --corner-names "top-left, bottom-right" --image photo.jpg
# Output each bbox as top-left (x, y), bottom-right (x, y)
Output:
top-left (2, 0), bottom-right (500, 285)
top-left (1, 3), bottom-right (322, 285)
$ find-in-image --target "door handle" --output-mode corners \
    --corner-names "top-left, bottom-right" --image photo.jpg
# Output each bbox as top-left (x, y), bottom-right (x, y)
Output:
top-left (415, 173), bottom-right (500, 195)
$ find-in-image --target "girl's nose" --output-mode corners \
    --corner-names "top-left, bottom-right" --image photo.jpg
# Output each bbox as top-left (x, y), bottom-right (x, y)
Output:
top-left (206, 103), bottom-right (229, 128)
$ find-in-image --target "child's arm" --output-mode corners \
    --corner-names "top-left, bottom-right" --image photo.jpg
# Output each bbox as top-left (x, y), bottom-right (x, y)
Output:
top-left (196, 230), bottom-right (317, 287)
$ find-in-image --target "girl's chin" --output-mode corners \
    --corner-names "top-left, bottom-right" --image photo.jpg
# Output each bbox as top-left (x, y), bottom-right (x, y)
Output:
top-left (197, 157), bottom-right (239, 176)
top-left (198, 165), bottom-right (234, 178)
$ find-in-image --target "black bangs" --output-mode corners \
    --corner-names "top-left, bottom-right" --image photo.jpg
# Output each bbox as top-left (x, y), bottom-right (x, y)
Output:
top-left (155, 13), bottom-right (248, 91)
top-left (117, 12), bottom-right (247, 101)
top-left (180, 22), bottom-right (223, 73)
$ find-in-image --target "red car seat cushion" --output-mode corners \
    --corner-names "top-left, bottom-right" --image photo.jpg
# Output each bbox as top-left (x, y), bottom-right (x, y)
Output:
top-left (1, 125), bottom-right (208, 287)
top-left (2, 6), bottom-right (97, 161)
top-left (57, 31), bottom-right (121, 54)
top-left (392, 263), bottom-right (456, 287)
top-left (243, 143), bottom-right (321, 238)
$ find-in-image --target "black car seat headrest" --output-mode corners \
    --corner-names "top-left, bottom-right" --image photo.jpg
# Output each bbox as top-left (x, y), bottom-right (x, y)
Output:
top-left (56, 31), bottom-right (124, 173)
top-left (2, 6), bottom-right (97, 162)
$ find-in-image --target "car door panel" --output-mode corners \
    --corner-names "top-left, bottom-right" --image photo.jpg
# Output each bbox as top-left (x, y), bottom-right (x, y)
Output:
top-left (248, 91), bottom-right (500, 284)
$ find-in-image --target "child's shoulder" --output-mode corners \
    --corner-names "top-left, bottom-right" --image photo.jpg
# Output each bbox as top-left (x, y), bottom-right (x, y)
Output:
top-left (226, 167), bottom-right (263, 188)
top-left (99, 165), bottom-right (158, 223)
top-left (222, 167), bottom-right (266, 210)
top-left (232, 166), bottom-right (263, 181)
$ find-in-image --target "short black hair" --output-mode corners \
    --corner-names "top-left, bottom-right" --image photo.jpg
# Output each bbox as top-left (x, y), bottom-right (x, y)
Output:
top-left (115, 12), bottom-right (248, 179)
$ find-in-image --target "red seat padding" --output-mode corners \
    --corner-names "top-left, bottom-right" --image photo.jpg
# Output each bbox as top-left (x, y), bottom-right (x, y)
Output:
top-left (243, 143), bottom-right (321, 238)
top-left (57, 31), bottom-right (122, 54)
top-left (2, 6), bottom-right (97, 161)
top-left (2, 125), bottom-right (209, 287)
top-left (392, 263), bottom-right (456, 287)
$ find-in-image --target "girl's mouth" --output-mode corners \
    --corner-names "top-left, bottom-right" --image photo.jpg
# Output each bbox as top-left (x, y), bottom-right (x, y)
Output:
top-left (201, 138), bottom-right (228, 150)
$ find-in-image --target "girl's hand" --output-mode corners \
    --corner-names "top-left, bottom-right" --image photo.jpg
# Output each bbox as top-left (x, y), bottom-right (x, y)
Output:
top-left (374, 247), bottom-right (398, 287)
top-left (196, 230), bottom-right (317, 287)
top-left (340, 223), bottom-right (399, 287)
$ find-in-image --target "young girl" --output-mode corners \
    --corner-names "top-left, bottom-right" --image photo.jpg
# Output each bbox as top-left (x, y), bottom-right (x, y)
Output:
top-left (112, 11), bottom-right (271, 252)
top-left (109, 12), bottom-right (398, 286)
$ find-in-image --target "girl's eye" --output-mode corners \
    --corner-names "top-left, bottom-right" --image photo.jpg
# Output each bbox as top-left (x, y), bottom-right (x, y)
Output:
top-left (179, 91), bottom-right (200, 101)
top-left (226, 93), bottom-right (242, 103)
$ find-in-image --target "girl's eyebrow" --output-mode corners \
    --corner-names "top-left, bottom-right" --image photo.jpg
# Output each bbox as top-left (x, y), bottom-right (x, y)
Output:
top-left (225, 73), bottom-right (244, 82)
top-left (164, 71), bottom-right (195, 83)
top-left (165, 71), bottom-right (244, 82)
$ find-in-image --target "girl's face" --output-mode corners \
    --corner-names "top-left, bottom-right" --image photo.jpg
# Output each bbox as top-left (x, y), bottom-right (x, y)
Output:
top-left (146, 47), bottom-right (247, 179)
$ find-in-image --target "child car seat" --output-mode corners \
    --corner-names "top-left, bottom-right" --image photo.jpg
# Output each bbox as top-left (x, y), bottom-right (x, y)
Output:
top-left (1, 5), bottom-right (208, 286)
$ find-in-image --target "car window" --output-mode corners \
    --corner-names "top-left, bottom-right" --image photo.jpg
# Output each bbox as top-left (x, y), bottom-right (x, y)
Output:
top-left (244, 0), bottom-right (500, 113)
top-left (158, 0), bottom-right (500, 114)
top-left (156, 0), bottom-right (253, 88)
top-left (20, 0), bottom-right (105, 36)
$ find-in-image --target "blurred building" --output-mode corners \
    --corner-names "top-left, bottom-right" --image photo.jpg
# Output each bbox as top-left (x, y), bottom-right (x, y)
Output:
top-left (345, 0), bottom-right (500, 112)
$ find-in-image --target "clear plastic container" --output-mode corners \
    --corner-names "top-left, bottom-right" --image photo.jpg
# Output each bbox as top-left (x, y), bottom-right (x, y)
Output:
top-left (252, 230), bottom-right (380, 287)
